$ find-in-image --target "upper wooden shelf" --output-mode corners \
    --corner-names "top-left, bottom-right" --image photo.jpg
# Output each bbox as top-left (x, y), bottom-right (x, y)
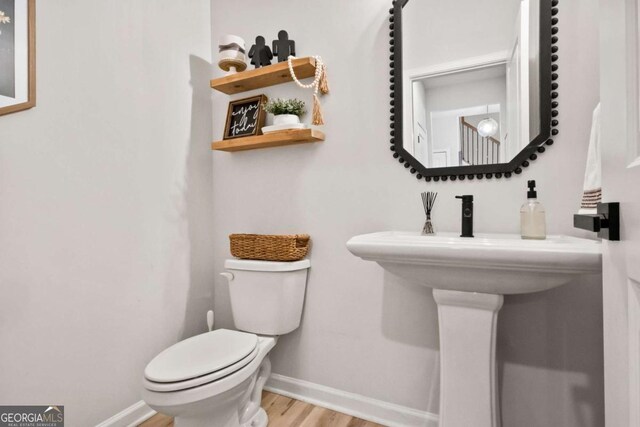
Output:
top-left (210, 57), bottom-right (317, 95)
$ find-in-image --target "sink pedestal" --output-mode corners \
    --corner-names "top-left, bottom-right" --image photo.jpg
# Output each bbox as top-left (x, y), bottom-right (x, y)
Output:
top-left (433, 289), bottom-right (504, 427)
top-left (347, 231), bottom-right (602, 427)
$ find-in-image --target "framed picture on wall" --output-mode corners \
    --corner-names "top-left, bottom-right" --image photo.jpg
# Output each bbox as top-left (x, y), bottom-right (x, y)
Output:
top-left (0, 0), bottom-right (35, 117)
top-left (223, 95), bottom-right (267, 140)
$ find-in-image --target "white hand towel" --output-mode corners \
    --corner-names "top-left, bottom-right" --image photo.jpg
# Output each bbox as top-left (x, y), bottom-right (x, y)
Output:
top-left (579, 103), bottom-right (602, 214)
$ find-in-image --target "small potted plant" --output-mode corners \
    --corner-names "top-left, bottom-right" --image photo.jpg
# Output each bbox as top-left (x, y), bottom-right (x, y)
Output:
top-left (262, 98), bottom-right (306, 127)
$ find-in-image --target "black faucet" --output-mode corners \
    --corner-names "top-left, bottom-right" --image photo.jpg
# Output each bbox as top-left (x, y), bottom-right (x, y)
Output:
top-left (455, 195), bottom-right (474, 238)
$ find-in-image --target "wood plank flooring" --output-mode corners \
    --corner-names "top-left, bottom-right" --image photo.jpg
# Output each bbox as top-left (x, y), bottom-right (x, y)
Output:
top-left (138, 391), bottom-right (385, 427)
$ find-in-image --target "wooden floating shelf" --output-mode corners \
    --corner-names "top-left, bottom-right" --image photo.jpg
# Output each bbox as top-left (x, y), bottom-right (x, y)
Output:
top-left (210, 57), bottom-right (317, 95)
top-left (212, 129), bottom-right (325, 152)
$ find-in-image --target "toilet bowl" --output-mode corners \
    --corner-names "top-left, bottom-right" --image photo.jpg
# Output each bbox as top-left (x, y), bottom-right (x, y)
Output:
top-left (141, 259), bottom-right (310, 427)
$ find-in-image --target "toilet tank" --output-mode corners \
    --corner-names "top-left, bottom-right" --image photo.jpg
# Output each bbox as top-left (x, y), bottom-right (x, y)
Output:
top-left (223, 259), bottom-right (310, 335)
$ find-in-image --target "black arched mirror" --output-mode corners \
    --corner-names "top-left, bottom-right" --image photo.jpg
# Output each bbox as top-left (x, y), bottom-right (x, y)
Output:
top-left (389, 0), bottom-right (558, 182)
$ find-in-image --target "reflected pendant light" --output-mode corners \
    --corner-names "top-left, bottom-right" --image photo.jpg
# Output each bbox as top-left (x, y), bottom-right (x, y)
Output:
top-left (477, 105), bottom-right (499, 138)
top-left (477, 118), bottom-right (499, 137)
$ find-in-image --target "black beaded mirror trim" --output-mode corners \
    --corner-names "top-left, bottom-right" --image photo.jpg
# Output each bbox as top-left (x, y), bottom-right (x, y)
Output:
top-left (389, 0), bottom-right (559, 182)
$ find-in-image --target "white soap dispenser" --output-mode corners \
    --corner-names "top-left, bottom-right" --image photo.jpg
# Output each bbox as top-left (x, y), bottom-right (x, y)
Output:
top-left (520, 180), bottom-right (546, 240)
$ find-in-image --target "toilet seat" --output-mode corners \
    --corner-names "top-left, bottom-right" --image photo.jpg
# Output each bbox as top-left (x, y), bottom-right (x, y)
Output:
top-left (143, 329), bottom-right (258, 392)
top-left (143, 345), bottom-right (259, 392)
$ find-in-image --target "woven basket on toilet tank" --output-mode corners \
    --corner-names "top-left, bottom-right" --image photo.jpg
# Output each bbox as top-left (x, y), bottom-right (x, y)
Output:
top-left (229, 234), bottom-right (310, 261)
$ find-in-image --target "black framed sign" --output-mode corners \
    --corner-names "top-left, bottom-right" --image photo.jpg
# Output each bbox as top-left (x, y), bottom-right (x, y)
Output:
top-left (223, 94), bottom-right (267, 140)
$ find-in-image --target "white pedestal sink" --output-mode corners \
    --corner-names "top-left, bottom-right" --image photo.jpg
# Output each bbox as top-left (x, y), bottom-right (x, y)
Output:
top-left (347, 231), bottom-right (601, 427)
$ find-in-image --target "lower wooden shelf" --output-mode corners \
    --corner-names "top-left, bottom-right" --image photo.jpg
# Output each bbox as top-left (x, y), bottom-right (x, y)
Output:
top-left (211, 129), bottom-right (325, 152)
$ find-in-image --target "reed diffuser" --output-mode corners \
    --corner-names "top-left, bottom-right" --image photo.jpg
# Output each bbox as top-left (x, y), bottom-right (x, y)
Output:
top-left (421, 191), bottom-right (438, 235)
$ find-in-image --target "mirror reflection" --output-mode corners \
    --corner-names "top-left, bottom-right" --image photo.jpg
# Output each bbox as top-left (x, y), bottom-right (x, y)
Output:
top-left (402, 0), bottom-right (541, 168)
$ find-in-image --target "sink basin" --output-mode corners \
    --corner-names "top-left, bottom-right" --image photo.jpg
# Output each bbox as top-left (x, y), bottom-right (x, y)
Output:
top-left (347, 231), bottom-right (602, 427)
top-left (347, 231), bottom-right (602, 294)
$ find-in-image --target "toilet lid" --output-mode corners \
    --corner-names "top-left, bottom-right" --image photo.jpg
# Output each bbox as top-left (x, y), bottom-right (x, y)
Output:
top-left (144, 329), bottom-right (258, 383)
top-left (143, 345), bottom-right (259, 392)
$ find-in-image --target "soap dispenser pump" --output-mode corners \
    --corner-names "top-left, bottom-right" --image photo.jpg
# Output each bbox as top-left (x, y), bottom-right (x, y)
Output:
top-left (520, 180), bottom-right (546, 240)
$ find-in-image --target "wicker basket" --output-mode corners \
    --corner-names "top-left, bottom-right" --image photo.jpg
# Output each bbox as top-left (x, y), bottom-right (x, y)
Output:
top-left (229, 234), bottom-right (310, 261)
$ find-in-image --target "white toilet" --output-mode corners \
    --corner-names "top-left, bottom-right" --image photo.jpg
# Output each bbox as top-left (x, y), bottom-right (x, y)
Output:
top-left (141, 258), bottom-right (310, 427)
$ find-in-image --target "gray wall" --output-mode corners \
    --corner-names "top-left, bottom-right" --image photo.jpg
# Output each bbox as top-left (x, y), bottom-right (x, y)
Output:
top-left (211, 0), bottom-right (603, 425)
top-left (0, 1), bottom-right (213, 425)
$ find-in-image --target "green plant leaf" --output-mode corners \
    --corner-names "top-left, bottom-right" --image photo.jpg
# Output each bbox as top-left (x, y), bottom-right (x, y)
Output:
top-left (262, 98), bottom-right (307, 117)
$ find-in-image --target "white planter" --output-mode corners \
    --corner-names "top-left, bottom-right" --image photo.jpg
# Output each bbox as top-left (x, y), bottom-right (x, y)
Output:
top-left (273, 114), bottom-right (300, 126)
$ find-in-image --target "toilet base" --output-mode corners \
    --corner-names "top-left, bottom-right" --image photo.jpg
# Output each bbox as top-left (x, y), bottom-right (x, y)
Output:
top-left (161, 368), bottom-right (268, 427)
top-left (241, 408), bottom-right (267, 427)
top-left (239, 355), bottom-right (271, 427)
top-left (167, 375), bottom-right (253, 427)
top-left (171, 409), bottom-right (265, 427)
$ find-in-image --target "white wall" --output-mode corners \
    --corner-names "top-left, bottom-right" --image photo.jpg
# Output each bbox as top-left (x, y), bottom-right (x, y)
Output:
top-left (211, 0), bottom-right (603, 426)
top-left (410, 81), bottom-right (429, 162)
top-left (403, 0), bottom-right (519, 70)
top-left (0, 1), bottom-right (212, 425)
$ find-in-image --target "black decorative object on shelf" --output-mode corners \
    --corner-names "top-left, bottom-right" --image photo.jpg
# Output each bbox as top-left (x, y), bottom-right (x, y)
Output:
top-left (272, 30), bottom-right (296, 63)
top-left (248, 36), bottom-right (273, 68)
top-left (388, 0), bottom-right (560, 182)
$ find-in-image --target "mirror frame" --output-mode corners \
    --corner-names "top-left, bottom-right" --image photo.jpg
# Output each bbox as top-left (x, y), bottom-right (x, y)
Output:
top-left (389, 0), bottom-right (559, 182)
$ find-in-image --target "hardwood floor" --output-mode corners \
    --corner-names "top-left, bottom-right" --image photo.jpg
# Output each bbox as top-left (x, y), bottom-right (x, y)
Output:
top-left (138, 391), bottom-right (385, 427)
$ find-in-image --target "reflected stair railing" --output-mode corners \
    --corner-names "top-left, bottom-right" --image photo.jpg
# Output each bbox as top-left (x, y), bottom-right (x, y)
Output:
top-left (459, 117), bottom-right (500, 165)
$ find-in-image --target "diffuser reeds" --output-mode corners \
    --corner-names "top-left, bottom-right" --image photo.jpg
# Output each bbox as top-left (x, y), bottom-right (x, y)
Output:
top-left (421, 191), bottom-right (437, 235)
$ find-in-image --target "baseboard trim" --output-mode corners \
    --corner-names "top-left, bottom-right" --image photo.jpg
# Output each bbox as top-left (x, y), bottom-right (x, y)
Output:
top-left (95, 401), bottom-right (156, 427)
top-left (265, 373), bottom-right (438, 427)
top-left (96, 376), bottom-right (438, 427)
